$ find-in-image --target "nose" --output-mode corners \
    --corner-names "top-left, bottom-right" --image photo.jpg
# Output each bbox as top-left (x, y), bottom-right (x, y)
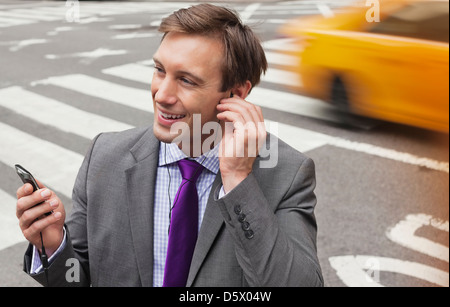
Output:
top-left (153, 76), bottom-right (178, 106)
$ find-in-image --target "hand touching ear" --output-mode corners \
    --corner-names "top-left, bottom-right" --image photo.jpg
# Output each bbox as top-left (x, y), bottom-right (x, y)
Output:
top-left (217, 94), bottom-right (266, 193)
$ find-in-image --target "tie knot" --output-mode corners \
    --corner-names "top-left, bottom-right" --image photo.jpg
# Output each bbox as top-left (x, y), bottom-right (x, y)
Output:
top-left (177, 159), bottom-right (204, 183)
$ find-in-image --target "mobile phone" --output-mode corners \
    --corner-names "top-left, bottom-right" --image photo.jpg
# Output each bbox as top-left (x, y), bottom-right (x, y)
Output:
top-left (15, 164), bottom-right (52, 216)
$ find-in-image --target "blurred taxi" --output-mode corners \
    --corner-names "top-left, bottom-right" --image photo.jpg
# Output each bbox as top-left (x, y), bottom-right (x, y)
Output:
top-left (281, 0), bottom-right (449, 132)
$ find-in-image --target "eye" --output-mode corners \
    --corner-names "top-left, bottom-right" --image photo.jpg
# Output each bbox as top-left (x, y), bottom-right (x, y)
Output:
top-left (180, 77), bottom-right (196, 86)
top-left (155, 66), bottom-right (165, 75)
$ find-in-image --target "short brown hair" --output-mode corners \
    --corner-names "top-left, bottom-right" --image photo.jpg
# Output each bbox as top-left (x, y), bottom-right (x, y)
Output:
top-left (159, 4), bottom-right (268, 93)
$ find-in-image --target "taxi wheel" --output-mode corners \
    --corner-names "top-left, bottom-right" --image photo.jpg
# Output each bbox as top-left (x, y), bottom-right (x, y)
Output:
top-left (331, 77), bottom-right (350, 113)
top-left (331, 77), bottom-right (378, 130)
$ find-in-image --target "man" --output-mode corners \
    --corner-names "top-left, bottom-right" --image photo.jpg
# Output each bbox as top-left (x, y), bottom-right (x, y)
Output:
top-left (16, 4), bottom-right (323, 287)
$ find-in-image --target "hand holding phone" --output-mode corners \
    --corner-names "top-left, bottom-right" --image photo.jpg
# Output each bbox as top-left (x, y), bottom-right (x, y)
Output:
top-left (15, 164), bottom-right (65, 257)
top-left (15, 164), bottom-right (52, 216)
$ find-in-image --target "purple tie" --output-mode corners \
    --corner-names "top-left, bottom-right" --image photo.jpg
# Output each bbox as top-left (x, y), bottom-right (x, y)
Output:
top-left (163, 159), bottom-right (204, 287)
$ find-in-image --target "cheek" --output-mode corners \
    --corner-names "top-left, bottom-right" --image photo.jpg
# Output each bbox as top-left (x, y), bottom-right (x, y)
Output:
top-left (151, 75), bottom-right (158, 99)
top-left (184, 95), bottom-right (220, 121)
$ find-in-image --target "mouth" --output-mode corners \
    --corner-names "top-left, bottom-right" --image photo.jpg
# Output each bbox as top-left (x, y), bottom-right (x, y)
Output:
top-left (157, 109), bottom-right (187, 126)
top-left (160, 110), bottom-right (186, 120)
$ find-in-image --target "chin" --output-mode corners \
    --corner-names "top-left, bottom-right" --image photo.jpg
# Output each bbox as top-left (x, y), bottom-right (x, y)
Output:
top-left (153, 123), bottom-right (177, 144)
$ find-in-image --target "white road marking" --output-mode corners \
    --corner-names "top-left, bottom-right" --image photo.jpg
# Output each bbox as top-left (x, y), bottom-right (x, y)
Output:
top-left (0, 86), bottom-right (134, 140)
top-left (261, 67), bottom-right (301, 87)
top-left (249, 87), bottom-right (339, 123)
top-left (31, 74), bottom-right (154, 113)
top-left (0, 10), bottom-right (59, 22)
top-left (45, 48), bottom-right (128, 63)
top-left (265, 51), bottom-right (298, 67)
top-left (0, 189), bottom-right (24, 251)
top-left (102, 63), bottom-right (154, 84)
top-left (316, 3), bottom-right (335, 18)
top-left (263, 38), bottom-right (299, 53)
top-left (0, 38), bottom-right (48, 52)
top-left (0, 122), bottom-right (83, 199)
top-left (329, 255), bottom-right (449, 287)
top-left (327, 139), bottom-right (450, 173)
top-left (0, 15), bottom-right (34, 27)
top-left (387, 214), bottom-right (449, 262)
top-left (111, 32), bottom-right (157, 40)
top-left (241, 3), bottom-right (261, 23)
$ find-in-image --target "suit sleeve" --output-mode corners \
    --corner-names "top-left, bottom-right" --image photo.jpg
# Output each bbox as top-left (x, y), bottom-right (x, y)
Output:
top-left (215, 157), bottom-right (324, 287)
top-left (23, 134), bottom-right (102, 287)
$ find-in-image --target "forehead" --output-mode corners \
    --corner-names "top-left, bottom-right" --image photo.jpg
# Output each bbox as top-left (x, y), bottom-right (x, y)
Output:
top-left (154, 32), bottom-right (224, 78)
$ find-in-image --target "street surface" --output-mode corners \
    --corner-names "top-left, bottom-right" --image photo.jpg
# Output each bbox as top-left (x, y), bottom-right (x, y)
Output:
top-left (0, 0), bottom-right (448, 287)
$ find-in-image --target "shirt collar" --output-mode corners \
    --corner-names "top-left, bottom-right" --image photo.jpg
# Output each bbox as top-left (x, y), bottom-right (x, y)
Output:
top-left (159, 142), bottom-right (220, 175)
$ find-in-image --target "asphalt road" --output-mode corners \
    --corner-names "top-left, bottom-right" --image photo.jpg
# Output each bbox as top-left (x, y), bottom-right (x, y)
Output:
top-left (0, 0), bottom-right (448, 287)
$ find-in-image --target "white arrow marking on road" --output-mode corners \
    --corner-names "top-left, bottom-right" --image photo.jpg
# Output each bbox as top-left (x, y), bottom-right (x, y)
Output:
top-left (387, 214), bottom-right (449, 263)
top-left (329, 255), bottom-right (450, 287)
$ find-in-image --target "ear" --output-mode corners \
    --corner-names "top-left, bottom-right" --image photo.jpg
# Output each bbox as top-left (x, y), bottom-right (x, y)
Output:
top-left (231, 80), bottom-right (252, 99)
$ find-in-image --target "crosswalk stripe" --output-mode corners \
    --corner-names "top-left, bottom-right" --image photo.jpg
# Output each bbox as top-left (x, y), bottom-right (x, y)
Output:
top-left (265, 51), bottom-right (298, 67)
top-left (0, 86), bottom-right (135, 140)
top-left (0, 15), bottom-right (34, 27)
top-left (102, 63), bottom-right (155, 84)
top-left (0, 122), bottom-right (83, 199)
top-left (0, 11), bottom-right (59, 22)
top-left (262, 67), bottom-right (301, 87)
top-left (33, 74), bottom-right (154, 113)
top-left (248, 87), bottom-right (339, 123)
top-left (0, 188), bottom-right (24, 251)
top-left (263, 38), bottom-right (299, 53)
top-left (265, 119), bottom-right (332, 153)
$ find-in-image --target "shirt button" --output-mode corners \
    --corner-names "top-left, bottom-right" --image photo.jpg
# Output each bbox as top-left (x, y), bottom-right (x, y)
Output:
top-left (245, 229), bottom-right (254, 239)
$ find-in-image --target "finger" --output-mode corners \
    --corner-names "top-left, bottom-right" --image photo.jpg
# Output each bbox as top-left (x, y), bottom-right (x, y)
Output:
top-left (16, 188), bottom-right (53, 218)
top-left (16, 183), bottom-right (34, 199)
top-left (22, 211), bottom-right (62, 241)
top-left (216, 110), bottom-right (246, 126)
top-left (19, 198), bottom-right (58, 229)
top-left (219, 99), bottom-right (262, 127)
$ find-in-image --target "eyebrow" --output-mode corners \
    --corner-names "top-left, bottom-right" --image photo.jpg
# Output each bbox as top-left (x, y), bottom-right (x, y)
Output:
top-left (153, 57), bottom-right (206, 85)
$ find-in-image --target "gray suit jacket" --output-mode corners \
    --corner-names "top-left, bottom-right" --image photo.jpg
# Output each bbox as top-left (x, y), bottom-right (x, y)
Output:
top-left (24, 126), bottom-right (323, 287)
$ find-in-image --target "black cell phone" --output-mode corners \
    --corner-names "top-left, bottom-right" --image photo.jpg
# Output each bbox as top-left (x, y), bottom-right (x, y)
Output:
top-left (15, 164), bottom-right (52, 216)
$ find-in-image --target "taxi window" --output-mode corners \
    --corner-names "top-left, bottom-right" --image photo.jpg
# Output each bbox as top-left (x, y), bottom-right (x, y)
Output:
top-left (369, 2), bottom-right (449, 43)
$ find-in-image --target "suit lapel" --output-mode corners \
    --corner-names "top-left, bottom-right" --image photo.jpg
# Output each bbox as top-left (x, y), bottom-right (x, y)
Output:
top-left (187, 172), bottom-right (224, 286)
top-left (125, 128), bottom-right (160, 287)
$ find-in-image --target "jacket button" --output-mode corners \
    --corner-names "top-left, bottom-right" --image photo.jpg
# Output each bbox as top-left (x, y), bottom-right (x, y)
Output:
top-left (234, 205), bottom-right (242, 215)
top-left (238, 213), bottom-right (246, 223)
top-left (241, 221), bottom-right (250, 231)
top-left (245, 229), bottom-right (254, 239)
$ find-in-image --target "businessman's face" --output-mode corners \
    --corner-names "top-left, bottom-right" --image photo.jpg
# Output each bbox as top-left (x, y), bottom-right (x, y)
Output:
top-left (152, 32), bottom-right (227, 153)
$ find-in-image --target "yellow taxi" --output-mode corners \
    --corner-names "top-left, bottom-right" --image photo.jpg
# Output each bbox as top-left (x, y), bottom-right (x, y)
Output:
top-left (281, 0), bottom-right (449, 132)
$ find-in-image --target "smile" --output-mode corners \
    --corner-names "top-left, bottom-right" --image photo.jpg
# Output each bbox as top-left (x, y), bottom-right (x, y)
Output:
top-left (160, 111), bottom-right (186, 120)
